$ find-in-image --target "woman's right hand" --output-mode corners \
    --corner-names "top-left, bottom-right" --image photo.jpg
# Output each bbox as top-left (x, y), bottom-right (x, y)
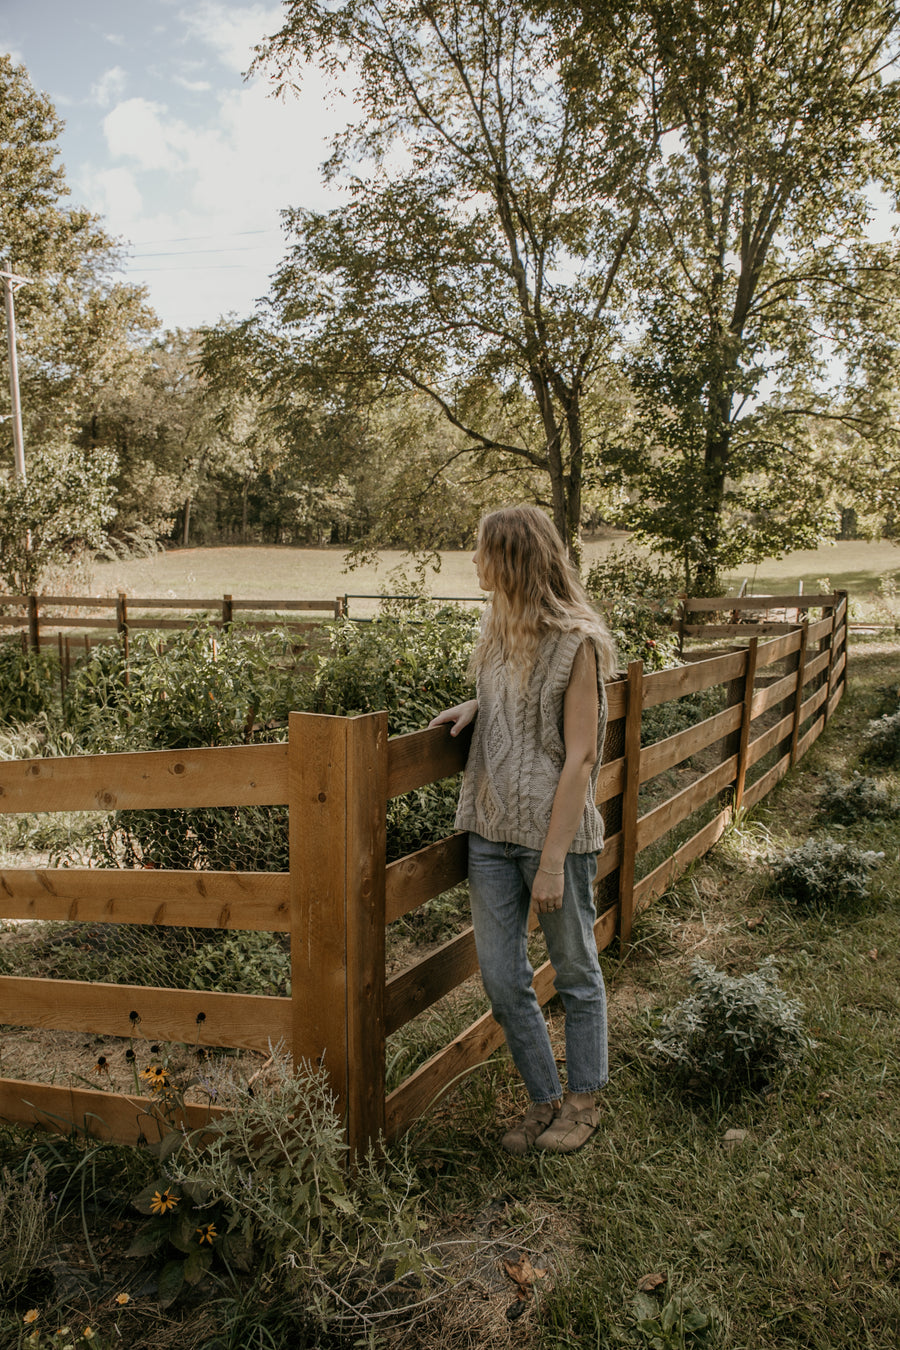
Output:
top-left (428, 699), bottom-right (478, 736)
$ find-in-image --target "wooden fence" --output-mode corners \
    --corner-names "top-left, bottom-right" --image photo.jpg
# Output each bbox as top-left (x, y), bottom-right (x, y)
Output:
top-left (0, 593), bottom-right (848, 1154)
top-left (0, 592), bottom-right (345, 652)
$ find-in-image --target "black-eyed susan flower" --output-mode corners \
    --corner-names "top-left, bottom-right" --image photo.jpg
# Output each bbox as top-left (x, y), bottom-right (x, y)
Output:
top-left (114, 1292), bottom-right (130, 1306)
top-left (149, 1188), bottom-right (179, 1215)
top-left (139, 1064), bottom-right (170, 1090)
top-left (94, 1056), bottom-right (108, 1075)
top-left (196, 1222), bottom-right (217, 1245)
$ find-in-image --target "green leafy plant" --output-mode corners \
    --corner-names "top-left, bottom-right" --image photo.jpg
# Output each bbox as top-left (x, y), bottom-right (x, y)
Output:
top-left (771, 836), bottom-right (883, 912)
top-left (584, 547), bottom-right (682, 670)
top-left (861, 708), bottom-right (900, 767)
top-left (818, 772), bottom-right (896, 823)
top-left (171, 1054), bottom-right (438, 1339)
top-left (636, 1289), bottom-right (716, 1349)
top-left (649, 958), bottom-right (812, 1092)
top-left (0, 644), bottom-right (59, 727)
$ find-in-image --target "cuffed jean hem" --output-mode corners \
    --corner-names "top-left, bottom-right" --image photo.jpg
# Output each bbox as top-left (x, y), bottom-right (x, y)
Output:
top-left (468, 832), bottom-right (609, 1102)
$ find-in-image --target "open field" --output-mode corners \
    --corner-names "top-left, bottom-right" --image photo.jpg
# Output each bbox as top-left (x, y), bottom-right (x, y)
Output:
top-left (87, 538), bottom-right (900, 618)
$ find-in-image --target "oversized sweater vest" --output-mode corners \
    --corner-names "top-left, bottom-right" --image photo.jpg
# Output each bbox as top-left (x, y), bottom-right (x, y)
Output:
top-left (455, 625), bottom-right (609, 853)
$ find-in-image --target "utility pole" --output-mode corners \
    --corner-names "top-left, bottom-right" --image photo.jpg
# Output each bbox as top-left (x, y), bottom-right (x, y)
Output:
top-left (1, 257), bottom-right (31, 481)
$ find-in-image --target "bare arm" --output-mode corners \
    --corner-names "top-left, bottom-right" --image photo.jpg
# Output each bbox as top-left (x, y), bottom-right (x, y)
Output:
top-left (428, 698), bottom-right (478, 736)
top-left (532, 641), bottom-right (599, 914)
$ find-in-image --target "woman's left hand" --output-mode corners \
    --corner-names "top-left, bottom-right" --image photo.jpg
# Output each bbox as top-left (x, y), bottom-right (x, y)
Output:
top-left (532, 865), bottom-right (565, 914)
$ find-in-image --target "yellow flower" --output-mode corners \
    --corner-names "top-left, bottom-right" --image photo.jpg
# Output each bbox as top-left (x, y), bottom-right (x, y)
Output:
top-left (196, 1222), bottom-right (217, 1244)
top-left (114, 1292), bottom-right (130, 1305)
top-left (149, 1188), bottom-right (179, 1214)
top-left (83, 1330), bottom-right (95, 1341)
top-left (140, 1064), bottom-right (170, 1091)
top-left (23, 1310), bottom-right (39, 1324)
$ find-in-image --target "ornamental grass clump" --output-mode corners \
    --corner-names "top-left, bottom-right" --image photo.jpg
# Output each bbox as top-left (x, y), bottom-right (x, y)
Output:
top-left (818, 772), bottom-right (896, 823)
top-left (649, 958), bottom-right (812, 1093)
top-left (771, 836), bottom-right (882, 912)
top-left (861, 708), bottom-right (900, 767)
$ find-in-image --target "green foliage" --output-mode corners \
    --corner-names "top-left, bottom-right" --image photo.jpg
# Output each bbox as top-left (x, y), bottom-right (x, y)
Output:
top-left (636, 1289), bottom-right (716, 1349)
top-left (172, 1055), bottom-right (435, 1337)
top-left (771, 836), bottom-right (882, 912)
top-left (649, 958), bottom-right (813, 1092)
top-left (0, 642), bottom-right (58, 726)
top-left (818, 772), bottom-right (896, 823)
top-left (861, 709), bottom-right (900, 767)
top-left (584, 547), bottom-right (681, 669)
top-left (640, 685), bottom-right (727, 749)
top-left (0, 442), bottom-right (116, 594)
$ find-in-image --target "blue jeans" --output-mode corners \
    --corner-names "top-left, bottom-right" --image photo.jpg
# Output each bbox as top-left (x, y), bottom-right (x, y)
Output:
top-left (467, 832), bottom-right (609, 1103)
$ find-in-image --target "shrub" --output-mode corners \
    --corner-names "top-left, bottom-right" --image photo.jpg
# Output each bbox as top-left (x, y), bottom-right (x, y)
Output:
top-left (861, 709), bottom-right (900, 767)
top-left (172, 1055), bottom-right (438, 1337)
top-left (818, 772), bottom-right (896, 823)
top-left (0, 641), bottom-right (58, 726)
top-left (649, 958), bottom-right (812, 1092)
top-left (771, 836), bottom-right (882, 912)
top-left (584, 547), bottom-right (682, 670)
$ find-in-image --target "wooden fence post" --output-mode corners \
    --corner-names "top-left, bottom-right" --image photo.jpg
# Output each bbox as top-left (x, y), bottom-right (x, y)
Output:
top-left (222, 594), bottom-right (234, 630)
top-left (288, 710), bottom-right (388, 1159)
top-left (116, 590), bottom-right (130, 678)
top-left (789, 620), bottom-right (810, 766)
top-left (732, 638), bottom-right (759, 816)
top-left (27, 594), bottom-right (39, 651)
top-left (617, 660), bottom-right (644, 947)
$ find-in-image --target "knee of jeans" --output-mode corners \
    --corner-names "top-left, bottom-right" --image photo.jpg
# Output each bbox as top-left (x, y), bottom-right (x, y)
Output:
top-left (481, 967), bottom-right (528, 1016)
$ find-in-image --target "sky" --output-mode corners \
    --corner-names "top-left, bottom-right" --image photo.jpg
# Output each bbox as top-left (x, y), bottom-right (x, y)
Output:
top-left (0, 0), bottom-right (349, 330)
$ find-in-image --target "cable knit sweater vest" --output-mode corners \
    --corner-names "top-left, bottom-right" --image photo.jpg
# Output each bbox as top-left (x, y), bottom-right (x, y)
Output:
top-left (455, 626), bottom-right (609, 853)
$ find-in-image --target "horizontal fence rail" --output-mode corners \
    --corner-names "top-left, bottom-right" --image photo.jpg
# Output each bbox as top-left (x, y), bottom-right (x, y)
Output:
top-left (0, 593), bottom-right (848, 1153)
top-left (0, 591), bottom-right (345, 654)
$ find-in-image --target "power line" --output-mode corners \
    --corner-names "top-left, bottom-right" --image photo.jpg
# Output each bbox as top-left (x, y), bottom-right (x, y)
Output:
top-left (127, 228), bottom-right (280, 246)
top-left (129, 244), bottom-right (276, 258)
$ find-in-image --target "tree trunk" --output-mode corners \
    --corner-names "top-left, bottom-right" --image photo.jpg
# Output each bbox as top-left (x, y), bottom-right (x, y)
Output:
top-left (182, 497), bottom-right (192, 548)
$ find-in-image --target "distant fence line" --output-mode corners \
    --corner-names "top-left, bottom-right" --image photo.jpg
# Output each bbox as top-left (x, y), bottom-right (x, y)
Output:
top-left (0, 593), bottom-right (847, 1155)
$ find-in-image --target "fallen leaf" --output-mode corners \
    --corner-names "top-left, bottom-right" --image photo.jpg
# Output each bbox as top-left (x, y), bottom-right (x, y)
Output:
top-left (746, 917), bottom-right (764, 931)
top-left (868, 949), bottom-right (878, 961)
top-left (723, 1128), bottom-right (749, 1148)
top-left (636, 1272), bottom-right (666, 1293)
top-left (503, 1254), bottom-right (547, 1287)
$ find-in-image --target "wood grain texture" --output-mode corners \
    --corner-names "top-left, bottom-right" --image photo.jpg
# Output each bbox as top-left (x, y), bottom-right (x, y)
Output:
top-left (806, 615), bottom-right (834, 643)
top-left (595, 756), bottom-right (626, 804)
top-left (344, 712), bottom-right (388, 1152)
top-left (0, 868), bottom-right (290, 930)
top-left (633, 808), bottom-right (732, 912)
top-left (0, 1077), bottom-right (229, 1144)
top-left (288, 713), bottom-right (349, 1091)
top-left (745, 712), bottom-right (794, 771)
top-left (684, 594), bottom-right (833, 612)
top-left (0, 743), bottom-right (289, 814)
top-left (733, 639), bottom-right (759, 813)
top-left (636, 756), bottom-right (737, 852)
top-left (642, 651), bottom-right (746, 710)
top-left (385, 928), bottom-right (479, 1035)
top-left (741, 752), bottom-right (792, 811)
top-left (751, 669), bottom-right (799, 718)
top-left (681, 622), bottom-right (798, 638)
top-left (386, 724), bottom-right (471, 798)
top-left (754, 630), bottom-right (804, 668)
top-left (639, 704), bottom-right (742, 783)
top-left (385, 833), bottom-right (468, 924)
top-left (801, 649), bottom-right (831, 685)
top-left (617, 662), bottom-right (643, 946)
top-left (0, 976), bottom-right (289, 1051)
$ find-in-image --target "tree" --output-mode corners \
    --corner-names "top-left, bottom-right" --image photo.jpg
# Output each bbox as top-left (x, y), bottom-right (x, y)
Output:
top-left (255, 0), bottom-right (654, 557)
top-left (0, 55), bottom-right (157, 466)
top-left (597, 0), bottom-right (900, 590)
top-left (0, 441), bottom-right (116, 593)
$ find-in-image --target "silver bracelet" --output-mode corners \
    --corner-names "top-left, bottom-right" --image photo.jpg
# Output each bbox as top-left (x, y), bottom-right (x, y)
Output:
top-left (538, 865), bottom-right (564, 875)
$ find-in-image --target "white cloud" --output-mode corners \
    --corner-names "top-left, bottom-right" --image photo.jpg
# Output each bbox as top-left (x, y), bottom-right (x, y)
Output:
top-left (173, 75), bottom-right (213, 92)
top-left (91, 65), bottom-right (127, 108)
top-left (89, 166), bottom-right (144, 224)
top-left (104, 33), bottom-right (126, 47)
top-left (179, 1), bottom-right (282, 74)
top-left (103, 97), bottom-right (188, 171)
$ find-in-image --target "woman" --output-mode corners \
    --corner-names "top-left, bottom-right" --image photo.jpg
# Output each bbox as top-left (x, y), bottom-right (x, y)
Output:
top-left (429, 505), bottom-right (617, 1154)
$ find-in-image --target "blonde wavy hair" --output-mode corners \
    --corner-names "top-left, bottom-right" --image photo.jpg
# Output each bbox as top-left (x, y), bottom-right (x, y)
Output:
top-left (472, 505), bottom-right (617, 681)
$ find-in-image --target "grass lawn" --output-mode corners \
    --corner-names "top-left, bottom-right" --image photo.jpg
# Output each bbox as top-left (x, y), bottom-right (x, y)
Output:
top-left (88, 538), bottom-right (900, 618)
